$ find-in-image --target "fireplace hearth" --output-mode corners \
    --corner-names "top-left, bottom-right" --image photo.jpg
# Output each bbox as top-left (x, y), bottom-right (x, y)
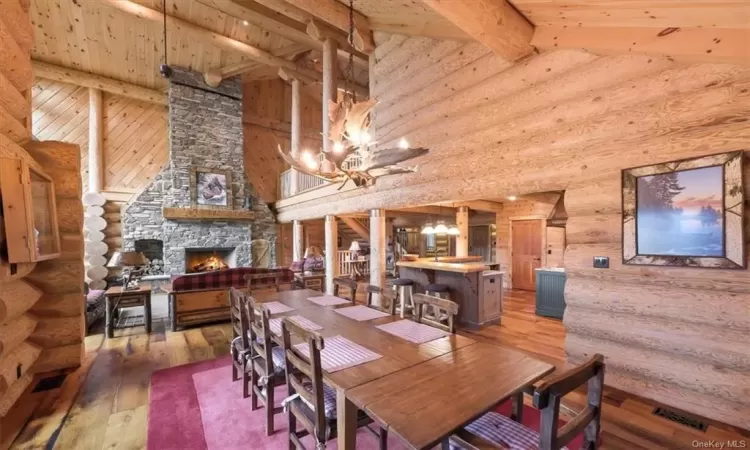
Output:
top-left (185, 247), bottom-right (238, 273)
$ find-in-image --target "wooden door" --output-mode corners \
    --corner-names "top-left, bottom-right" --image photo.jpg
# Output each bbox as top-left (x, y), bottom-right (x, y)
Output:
top-left (511, 220), bottom-right (542, 291)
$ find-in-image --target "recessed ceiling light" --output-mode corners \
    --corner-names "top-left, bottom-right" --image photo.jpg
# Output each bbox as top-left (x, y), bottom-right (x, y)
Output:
top-left (507, 196), bottom-right (517, 201)
top-left (242, 20), bottom-right (249, 26)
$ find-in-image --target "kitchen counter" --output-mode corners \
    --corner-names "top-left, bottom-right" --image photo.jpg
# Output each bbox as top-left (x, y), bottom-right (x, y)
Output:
top-left (396, 259), bottom-right (488, 273)
top-left (396, 259), bottom-right (505, 329)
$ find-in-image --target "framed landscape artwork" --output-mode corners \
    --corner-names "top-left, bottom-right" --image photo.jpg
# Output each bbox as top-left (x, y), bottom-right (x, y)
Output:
top-left (190, 166), bottom-right (233, 209)
top-left (622, 151), bottom-right (745, 269)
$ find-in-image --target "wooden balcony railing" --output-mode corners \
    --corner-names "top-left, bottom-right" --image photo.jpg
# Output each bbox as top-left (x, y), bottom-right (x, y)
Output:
top-left (338, 250), bottom-right (370, 277)
top-left (278, 154), bottom-right (363, 200)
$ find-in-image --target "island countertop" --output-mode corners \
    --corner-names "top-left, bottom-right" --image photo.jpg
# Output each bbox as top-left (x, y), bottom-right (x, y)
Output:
top-left (396, 259), bottom-right (489, 273)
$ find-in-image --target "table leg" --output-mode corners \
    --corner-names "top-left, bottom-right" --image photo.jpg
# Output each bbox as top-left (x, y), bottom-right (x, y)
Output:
top-left (336, 388), bottom-right (357, 450)
top-left (144, 293), bottom-right (152, 333)
top-left (105, 297), bottom-right (113, 339)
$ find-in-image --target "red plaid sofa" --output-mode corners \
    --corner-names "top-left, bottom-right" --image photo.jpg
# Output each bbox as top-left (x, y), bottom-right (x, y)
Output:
top-left (168, 267), bottom-right (294, 331)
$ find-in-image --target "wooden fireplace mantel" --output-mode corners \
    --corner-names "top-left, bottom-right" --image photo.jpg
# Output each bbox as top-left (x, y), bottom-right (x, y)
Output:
top-left (162, 208), bottom-right (255, 221)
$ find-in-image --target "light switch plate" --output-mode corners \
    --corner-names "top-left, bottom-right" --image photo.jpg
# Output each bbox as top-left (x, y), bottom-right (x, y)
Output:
top-left (593, 256), bottom-right (609, 268)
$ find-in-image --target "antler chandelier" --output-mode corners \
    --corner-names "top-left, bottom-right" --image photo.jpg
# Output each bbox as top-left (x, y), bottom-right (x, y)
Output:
top-left (277, 0), bottom-right (428, 188)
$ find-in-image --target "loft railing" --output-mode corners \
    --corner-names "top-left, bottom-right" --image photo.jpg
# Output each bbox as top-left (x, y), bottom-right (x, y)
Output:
top-left (278, 153), bottom-right (363, 200)
top-left (337, 250), bottom-right (370, 277)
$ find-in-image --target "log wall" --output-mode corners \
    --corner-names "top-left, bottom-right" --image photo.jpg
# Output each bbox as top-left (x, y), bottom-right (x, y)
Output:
top-left (277, 32), bottom-right (750, 429)
top-left (0, 3), bottom-right (83, 444)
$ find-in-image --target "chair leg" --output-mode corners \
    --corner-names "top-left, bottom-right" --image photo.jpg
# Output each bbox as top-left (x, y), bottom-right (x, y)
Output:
top-left (231, 349), bottom-right (239, 381)
top-left (266, 379), bottom-right (275, 436)
top-left (379, 427), bottom-right (388, 450)
top-left (288, 410), bottom-right (297, 450)
top-left (511, 391), bottom-right (524, 423)
top-left (249, 364), bottom-right (258, 407)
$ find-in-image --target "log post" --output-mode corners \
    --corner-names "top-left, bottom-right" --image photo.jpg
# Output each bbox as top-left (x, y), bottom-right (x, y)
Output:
top-left (322, 38), bottom-right (338, 153)
top-left (292, 220), bottom-right (304, 262)
top-left (456, 206), bottom-right (469, 257)
top-left (87, 88), bottom-right (103, 193)
top-left (290, 78), bottom-right (301, 196)
top-left (369, 209), bottom-right (386, 306)
top-left (324, 215), bottom-right (338, 294)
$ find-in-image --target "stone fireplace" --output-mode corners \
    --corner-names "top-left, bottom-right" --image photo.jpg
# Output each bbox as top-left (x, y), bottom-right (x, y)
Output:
top-left (185, 247), bottom-right (238, 273)
top-left (121, 67), bottom-right (276, 275)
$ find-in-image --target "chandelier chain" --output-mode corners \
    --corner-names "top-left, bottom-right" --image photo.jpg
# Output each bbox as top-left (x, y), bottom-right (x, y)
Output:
top-left (345, 0), bottom-right (356, 104)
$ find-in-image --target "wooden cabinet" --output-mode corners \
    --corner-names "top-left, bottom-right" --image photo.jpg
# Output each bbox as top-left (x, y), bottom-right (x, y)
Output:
top-left (0, 157), bottom-right (61, 263)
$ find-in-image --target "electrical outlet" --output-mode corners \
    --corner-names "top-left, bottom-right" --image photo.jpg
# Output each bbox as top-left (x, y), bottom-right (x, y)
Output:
top-left (593, 256), bottom-right (609, 268)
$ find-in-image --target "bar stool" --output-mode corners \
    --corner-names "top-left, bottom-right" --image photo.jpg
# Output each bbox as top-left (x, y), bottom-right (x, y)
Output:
top-left (425, 284), bottom-right (451, 321)
top-left (392, 279), bottom-right (415, 318)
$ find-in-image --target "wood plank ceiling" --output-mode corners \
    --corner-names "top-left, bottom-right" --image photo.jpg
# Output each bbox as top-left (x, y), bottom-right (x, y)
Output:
top-left (31, 0), bottom-right (299, 91)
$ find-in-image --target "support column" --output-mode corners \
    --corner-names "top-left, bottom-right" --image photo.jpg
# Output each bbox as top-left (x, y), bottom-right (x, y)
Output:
top-left (292, 220), bottom-right (304, 261)
top-left (325, 215), bottom-right (338, 294)
top-left (322, 38), bottom-right (338, 153)
top-left (88, 88), bottom-right (103, 193)
top-left (290, 78), bottom-right (301, 195)
top-left (369, 209), bottom-right (386, 306)
top-left (456, 206), bottom-right (469, 257)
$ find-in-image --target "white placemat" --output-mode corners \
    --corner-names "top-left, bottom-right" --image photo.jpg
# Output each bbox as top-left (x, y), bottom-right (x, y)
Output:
top-left (307, 295), bottom-right (351, 306)
top-left (376, 319), bottom-right (450, 344)
top-left (334, 305), bottom-right (391, 322)
top-left (269, 315), bottom-right (323, 336)
top-left (263, 301), bottom-right (296, 315)
top-left (294, 335), bottom-right (382, 373)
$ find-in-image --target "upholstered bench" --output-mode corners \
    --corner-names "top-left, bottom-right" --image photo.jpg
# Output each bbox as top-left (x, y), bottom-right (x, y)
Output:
top-left (168, 267), bottom-right (294, 331)
top-left (85, 286), bottom-right (107, 333)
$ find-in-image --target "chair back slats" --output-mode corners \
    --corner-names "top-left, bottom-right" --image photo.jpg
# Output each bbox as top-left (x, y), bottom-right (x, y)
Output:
top-left (281, 317), bottom-right (328, 443)
top-left (532, 354), bottom-right (605, 449)
top-left (229, 288), bottom-right (250, 349)
top-left (412, 293), bottom-right (459, 333)
top-left (333, 276), bottom-right (358, 301)
top-left (246, 296), bottom-right (275, 367)
top-left (365, 285), bottom-right (396, 315)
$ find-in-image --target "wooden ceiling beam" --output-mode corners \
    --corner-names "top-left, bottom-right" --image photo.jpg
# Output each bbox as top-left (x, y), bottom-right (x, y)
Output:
top-left (441, 200), bottom-right (504, 213)
top-left (277, 67), bottom-right (368, 97)
top-left (422, 0), bottom-right (534, 61)
top-left (201, 0), bottom-right (368, 66)
top-left (204, 43), bottom-right (308, 86)
top-left (277, 0), bottom-right (375, 54)
top-left (532, 26), bottom-right (750, 65)
top-left (102, 0), bottom-right (321, 81)
top-left (32, 60), bottom-right (167, 105)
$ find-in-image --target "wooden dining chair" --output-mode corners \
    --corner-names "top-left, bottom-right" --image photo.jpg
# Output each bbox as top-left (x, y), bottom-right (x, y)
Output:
top-left (365, 285), bottom-right (396, 315)
top-left (229, 287), bottom-right (250, 385)
top-left (279, 317), bottom-right (388, 450)
top-left (333, 276), bottom-right (358, 301)
top-left (412, 293), bottom-right (459, 333)
top-left (245, 272), bottom-right (282, 294)
top-left (449, 354), bottom-right (606, 450)
top-left (245, 295), bottom-right (286, 435)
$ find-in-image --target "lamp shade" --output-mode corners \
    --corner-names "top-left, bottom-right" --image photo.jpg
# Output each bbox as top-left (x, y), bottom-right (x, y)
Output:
top-left (107, 251), bottom-right (149, 268)
top-left (421, 223), bottom-right (435, 235)
top-left (447, 225), bottom-right (461, 236)
top-left (349, 241), bottom-right (361, 252)
top-left (433, 221), bottom-right (449, 234)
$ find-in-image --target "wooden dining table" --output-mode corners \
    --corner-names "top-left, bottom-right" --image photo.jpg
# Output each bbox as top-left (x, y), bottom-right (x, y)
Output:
top-left (257, 289), bottom-right (555, 450)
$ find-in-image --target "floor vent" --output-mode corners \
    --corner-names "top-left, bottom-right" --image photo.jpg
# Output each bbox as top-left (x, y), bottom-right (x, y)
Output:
top-left (653, 407), bottom-right (707, 432)
top-left (32, 374), bottom-right (68, 393)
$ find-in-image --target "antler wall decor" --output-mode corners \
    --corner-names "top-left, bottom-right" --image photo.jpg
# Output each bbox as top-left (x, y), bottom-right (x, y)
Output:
top-left (277, 97), bottom-right (429, 188)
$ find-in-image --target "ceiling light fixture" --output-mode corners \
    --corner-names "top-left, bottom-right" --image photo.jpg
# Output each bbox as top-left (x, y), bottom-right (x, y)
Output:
top-left (507, 196), bottom-right (517, 201)
top-left (242, 20), bottom-right (249, 26)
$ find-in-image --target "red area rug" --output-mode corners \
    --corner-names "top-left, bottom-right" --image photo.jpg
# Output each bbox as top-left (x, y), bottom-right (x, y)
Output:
top-left (148, 356), bottom-right (583, 449)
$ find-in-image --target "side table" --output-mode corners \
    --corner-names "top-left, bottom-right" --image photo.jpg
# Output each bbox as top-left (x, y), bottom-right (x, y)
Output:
top-left (293, 272), bottom-right (325, 291)
top-left (104, 285), bottom-right (152, 338)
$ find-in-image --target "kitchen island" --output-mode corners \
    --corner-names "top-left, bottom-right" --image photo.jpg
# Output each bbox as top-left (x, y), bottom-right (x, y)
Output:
top-left (396, 259), bottom-right (504, 329)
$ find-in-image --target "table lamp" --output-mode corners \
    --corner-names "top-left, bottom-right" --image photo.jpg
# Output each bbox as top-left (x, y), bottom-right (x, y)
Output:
top-left (107, 251), bottom-right (149, 290)
top-left (348, 240), bottom-right (361, 260)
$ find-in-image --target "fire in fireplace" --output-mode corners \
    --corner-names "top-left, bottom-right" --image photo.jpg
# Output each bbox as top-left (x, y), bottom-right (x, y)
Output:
top-left (185, 247), bottom-right (237, 273)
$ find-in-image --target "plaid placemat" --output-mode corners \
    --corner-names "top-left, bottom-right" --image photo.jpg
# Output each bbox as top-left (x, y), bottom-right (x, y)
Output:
top-left (307, 295), bottom-right (351, 306)
top-left (295, 335), bottom-right (382, 373)
top-left (264, 301), bottom-right (296, 315)
top-left (269, 315), bottom-right (323, 336)
top-left (376, 319), bottom-right (450, 344)
top-left (334, 305), bottom-right (390, 322)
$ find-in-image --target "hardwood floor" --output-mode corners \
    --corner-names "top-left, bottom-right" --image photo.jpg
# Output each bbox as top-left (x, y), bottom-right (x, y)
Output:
top-left (7, 289), bottom-right (749, 449)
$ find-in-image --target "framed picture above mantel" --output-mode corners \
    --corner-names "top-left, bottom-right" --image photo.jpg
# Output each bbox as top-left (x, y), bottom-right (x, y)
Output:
top-left (622, 150), bottom-right (745, 269)
top-left (190, 166), bottom-right (233, 210)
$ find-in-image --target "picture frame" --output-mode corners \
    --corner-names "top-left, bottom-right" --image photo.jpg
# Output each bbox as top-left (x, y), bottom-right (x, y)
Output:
top-left (189, 166), bottom-right (233, 210)
top-left (622, 150), bottom-right (745, 269)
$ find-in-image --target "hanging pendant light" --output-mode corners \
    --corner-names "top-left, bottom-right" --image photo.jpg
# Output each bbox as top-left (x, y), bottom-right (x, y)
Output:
top-left (433, 221), bottom-right (449, 234)
top-left (447, 224), bottom-right (461, 236)
top-left (421, 223), bottom-right (435, 235)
